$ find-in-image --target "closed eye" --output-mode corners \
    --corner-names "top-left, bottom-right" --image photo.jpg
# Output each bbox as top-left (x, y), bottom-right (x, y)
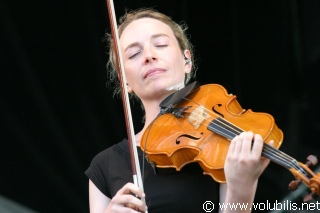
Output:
top-left (128, 51), bottom-right (140, 59)
top-left (154, 44), bottom-right (169, 48)
top-left (156, 44), bottom-right (168, 47)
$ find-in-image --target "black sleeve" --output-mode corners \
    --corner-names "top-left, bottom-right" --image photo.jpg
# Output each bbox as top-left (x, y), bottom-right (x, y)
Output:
top-left (85, 149), bottom-right (111, 198)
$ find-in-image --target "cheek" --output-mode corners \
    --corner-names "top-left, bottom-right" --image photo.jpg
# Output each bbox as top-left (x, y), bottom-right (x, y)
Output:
top-left (123, 63), bottom-right (142, 93)
top-left (123, 64), bottom-right (136, 83)
top-left (174, 58), bottom-right (187, 77)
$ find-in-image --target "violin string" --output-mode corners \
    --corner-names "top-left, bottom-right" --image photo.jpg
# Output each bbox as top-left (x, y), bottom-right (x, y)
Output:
top-left (201, 104), bottom-right (306, 175)
top-left (180, 99), bottom-right (308, 176)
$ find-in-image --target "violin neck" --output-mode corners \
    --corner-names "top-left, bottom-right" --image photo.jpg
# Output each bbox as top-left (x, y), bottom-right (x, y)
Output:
top-left (262, 143), bottom-right (296, 170)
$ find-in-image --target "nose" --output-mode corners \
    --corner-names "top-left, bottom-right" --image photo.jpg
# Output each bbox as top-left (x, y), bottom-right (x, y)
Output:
top-left (143, 46), bottom-right (157, 64)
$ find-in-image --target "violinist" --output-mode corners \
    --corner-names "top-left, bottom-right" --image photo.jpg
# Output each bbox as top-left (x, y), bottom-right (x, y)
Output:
top-left (85, 8), bottom-right (273, 213)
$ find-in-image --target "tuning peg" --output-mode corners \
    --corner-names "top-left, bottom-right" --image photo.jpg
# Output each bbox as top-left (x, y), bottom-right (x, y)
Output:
top-left (289, 179), bottom-right (301, 191)
top-left (303, 192), bottom-right (317, 202)
top-left (306, 155), bottom-right (318, 167)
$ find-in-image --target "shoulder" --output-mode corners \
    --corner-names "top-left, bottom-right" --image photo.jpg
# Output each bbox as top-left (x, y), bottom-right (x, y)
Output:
top-left (85, 139), bottom-right (130, 197)
top-left (91, 139), bottom-right (130, 165)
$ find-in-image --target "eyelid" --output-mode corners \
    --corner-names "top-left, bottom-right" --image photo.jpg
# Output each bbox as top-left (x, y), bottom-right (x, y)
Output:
top-left (128, 51), bottom-right (140, 59)
top-left (154, 41), bottom-right (169, 48)
top-left (153, 35), bottom-right (169, 45)
top-left (126, 46), bottom-right (141, 59)
top-left (155, 44), bottom-right (168, 47)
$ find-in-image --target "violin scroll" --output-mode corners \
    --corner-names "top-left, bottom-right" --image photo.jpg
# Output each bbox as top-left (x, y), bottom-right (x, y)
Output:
top-left (288, 155), bottom-right (320, 201)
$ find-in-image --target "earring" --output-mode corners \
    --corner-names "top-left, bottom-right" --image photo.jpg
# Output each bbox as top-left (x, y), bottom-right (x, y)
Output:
top-left (185, 59), bottom-right (192, 64)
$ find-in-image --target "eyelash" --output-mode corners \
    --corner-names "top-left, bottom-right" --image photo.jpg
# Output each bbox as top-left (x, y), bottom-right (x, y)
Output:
top-left (156, 44), bottom-right (168, 47)
top-left (129, 53), bottom-right (138, 59)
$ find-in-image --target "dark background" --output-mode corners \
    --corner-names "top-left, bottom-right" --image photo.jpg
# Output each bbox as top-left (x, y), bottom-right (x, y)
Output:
top-left (1, 0), bottom-right (320, 212)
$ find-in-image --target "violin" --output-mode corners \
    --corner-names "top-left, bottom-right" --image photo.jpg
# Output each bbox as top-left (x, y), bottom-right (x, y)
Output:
top-left (141, 82), bottom-right (320, 198)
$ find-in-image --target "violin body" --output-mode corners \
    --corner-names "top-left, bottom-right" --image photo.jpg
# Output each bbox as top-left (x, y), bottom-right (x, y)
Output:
top-left (141, 84), bottom-right (283, 183)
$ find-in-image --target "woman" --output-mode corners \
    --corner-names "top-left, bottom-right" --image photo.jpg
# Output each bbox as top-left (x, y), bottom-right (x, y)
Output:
top-left (85, 8), bottom-right (272, 213)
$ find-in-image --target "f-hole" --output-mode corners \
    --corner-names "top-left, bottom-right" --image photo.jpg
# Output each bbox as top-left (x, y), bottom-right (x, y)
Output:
top-left (176, 134), bottom-right (202, 144)
top-left (212, 104), bottom-right (224, 118)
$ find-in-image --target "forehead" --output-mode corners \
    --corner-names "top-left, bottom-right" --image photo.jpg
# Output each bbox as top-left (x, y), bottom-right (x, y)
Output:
top-left (120, 18), bottom-right (176, 44)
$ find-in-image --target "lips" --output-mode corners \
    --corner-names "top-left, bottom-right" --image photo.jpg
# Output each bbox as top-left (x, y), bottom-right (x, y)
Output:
top-left (144, 68), bottom-right (166, 79)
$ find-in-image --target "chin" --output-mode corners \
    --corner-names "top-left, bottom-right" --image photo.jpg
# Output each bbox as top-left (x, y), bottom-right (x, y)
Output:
top-left (143, 78), bottom-right (184, 97)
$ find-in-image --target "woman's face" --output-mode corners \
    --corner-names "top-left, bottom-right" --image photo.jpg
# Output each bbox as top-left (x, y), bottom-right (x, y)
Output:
top-left (120, 18), bottom-right (192, 102)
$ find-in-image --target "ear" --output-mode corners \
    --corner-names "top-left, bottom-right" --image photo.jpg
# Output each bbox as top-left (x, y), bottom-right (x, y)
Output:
top-left (117, 72), bottom-right (134, 93)
top-left (126, 83), bottom-right (133, 93)
top-left (183, 49), bottom-right (192, 74)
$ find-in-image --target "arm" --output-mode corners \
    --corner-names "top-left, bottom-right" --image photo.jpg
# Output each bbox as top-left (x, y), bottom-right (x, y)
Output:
top-left (219, 181), bottom-right (258, 213)
top-left (89, 180), bottom-right (110, 212)
top-left (88, 180), bottom-right (147, 213)
top-left (219, 132), bottom-right (272, 213)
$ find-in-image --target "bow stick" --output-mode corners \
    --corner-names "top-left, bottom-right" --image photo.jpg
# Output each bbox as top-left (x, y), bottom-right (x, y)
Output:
top-left (105, 0), bottom-right (147, 209)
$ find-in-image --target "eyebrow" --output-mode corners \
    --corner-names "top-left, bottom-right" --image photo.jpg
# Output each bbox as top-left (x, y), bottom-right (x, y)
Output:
top-left (151, 33), bottom-right (169, 40)
top-left (124, 33), bottom-right (169, 53)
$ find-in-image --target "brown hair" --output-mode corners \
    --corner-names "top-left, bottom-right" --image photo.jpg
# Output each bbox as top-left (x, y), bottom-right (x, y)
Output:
top-left (106, 8), bottom-right (196, 98)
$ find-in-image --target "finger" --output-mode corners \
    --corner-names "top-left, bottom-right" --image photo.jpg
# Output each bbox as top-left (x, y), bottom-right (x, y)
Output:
top-left (250, 134), bottom-right (264, 157)
top-left (268, 140), bottom-right (274, 147)
top-left (228, 136), bottom-right (237, 156)
top-left (260, 156), bottom-right (271, 171)
top-left (240, 132), bottom-right (254, 155)
top-left (115, 183), bottom-right (147, 212)
top-left (233, 134), bottom-right (244, 156)
top-left (121, 195), bottom-right (148, 212)
top-left (119, 183), bottom-right (146, 199)
top-left (259, 140), bottom-right (274, 172)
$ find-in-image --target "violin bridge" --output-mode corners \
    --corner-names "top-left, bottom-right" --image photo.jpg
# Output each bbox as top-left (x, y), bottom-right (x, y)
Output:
top-left (188, 105), bottom-right (209, 129)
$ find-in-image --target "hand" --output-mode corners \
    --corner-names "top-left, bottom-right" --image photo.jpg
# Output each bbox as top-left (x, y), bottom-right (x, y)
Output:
top-left (105, 182), bottom-right (147, 213)
top-left (224, 132), bottom-right (273, 198)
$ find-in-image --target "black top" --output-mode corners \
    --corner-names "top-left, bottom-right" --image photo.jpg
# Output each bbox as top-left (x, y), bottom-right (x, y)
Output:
top-left (85, 139), bottom-right (220, 213)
